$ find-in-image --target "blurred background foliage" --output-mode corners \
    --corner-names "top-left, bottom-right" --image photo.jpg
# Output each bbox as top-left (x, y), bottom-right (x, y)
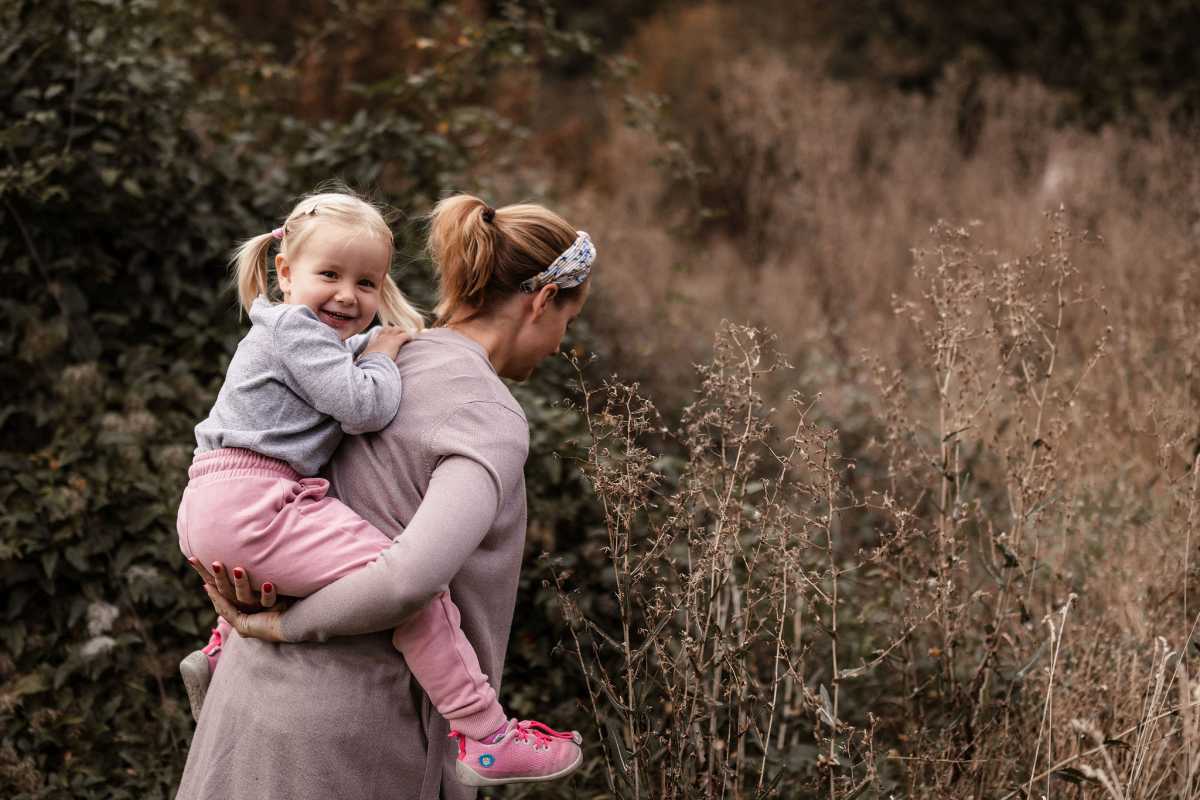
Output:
top-left (818, 0), bottom-right (1200, 127)
top-left (2, 0), bottom-right (1200, 797)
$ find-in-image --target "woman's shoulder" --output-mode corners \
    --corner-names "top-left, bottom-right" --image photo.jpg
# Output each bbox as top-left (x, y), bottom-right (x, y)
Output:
top-left (398, 329), bottom-right (526, 419)
top-left (391, 331), bottom-right (529, 464)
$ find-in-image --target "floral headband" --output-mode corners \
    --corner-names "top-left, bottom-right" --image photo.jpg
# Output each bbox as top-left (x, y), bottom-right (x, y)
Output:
top-left (520, 232), bottom-right (595, 293)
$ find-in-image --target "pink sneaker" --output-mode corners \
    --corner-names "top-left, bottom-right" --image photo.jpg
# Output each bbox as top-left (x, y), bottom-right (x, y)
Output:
top-left (179, 627), bottom-right (224, 722)
top-left (450, 719), bottom-right (583, 787)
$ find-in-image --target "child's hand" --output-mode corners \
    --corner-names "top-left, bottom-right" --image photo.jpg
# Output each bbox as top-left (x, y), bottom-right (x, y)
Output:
top-left (360, 327), bottom-right (412, 360)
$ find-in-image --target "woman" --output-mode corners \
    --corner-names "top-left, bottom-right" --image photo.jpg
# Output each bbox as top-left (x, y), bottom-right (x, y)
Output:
top-left (176, 194), bottom-right (593, 800)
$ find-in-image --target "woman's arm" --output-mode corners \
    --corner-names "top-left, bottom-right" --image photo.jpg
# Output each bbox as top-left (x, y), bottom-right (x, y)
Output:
top-left (279, 401), bottom-right (528, 642)
top-left (194, 471), bottom-right (491, 641)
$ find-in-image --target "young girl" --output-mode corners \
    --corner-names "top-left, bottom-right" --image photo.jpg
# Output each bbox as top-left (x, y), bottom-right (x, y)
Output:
top-left (177, 188), bottom-right (583, 786)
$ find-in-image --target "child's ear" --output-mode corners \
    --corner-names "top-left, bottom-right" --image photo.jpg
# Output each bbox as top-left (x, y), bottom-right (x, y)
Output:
top-left (275, 253), bottom-right (291, 294)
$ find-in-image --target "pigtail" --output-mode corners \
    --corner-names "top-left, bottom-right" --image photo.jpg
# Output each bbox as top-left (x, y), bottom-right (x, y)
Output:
top-left (230, 232), bottom-right (277, 314)
top-left (427, 194), bottom-right (503, 324)
top-left (378, 275), bottom-right (426, 332)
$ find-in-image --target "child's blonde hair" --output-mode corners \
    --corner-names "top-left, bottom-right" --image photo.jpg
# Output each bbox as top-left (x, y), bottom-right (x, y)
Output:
top-left (427, 194), bottom-right (581, 325)
top-left (231, 187), bottom-right (424, 332)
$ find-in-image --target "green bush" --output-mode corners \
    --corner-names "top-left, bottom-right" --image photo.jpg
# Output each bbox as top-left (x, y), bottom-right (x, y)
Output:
top-left (0, 2), bottom-right (599, 796)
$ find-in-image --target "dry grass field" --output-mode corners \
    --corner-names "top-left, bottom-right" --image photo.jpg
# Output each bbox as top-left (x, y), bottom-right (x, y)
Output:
top-left (511, 3), bottom-right (1200, 796)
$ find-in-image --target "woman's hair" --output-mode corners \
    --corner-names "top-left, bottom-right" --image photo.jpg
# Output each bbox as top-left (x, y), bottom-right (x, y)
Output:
top-left (426, 194), bottom-right (581, 325)
top-left (231, 186), bottom-right (424, 332)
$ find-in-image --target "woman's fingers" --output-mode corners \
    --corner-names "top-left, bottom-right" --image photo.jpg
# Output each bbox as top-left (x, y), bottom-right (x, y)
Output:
top-left (211, 561), bottom-right (237, 600)
top-left (205, 585), bottom-right (246, 634)
top-left (205, 586), bottom-right (287, 642)
top-left (187, 557), bottom-right (216, 586)
top-left (231, 567), bottom-right (254, 606)
top-left (197, 559), bottom-right (271, 609)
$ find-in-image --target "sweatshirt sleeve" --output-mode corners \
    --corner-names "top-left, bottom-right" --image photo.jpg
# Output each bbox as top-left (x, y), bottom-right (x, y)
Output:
top-left (279, 401), bottom-right (529, 642)
top-left (272, 307), bottom-right (402, 435)
top-left (345, 328), bottom-right (377, 357)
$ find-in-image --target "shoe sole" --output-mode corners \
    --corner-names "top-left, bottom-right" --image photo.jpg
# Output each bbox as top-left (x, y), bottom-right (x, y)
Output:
top-left (179, 651), bottom-right (210, 723)
top-left (455, 748), bottom-right (583, 787)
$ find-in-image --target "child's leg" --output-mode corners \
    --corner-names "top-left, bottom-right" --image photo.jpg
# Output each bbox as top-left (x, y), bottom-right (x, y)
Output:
top-left (180, 451), bottom-right (581, 780)
top-left (179, 450), bottom-right (396, 681)
top-left (392, 593), bottom-right (507, 740)
top-left (179, 448), bottom-right (511, 740)
top-left (394, 594), bottom-right (587, 788)
top-left (180, 454), bottom-right (395, 598)
top-left (182, 449), bottom-right (503, 721)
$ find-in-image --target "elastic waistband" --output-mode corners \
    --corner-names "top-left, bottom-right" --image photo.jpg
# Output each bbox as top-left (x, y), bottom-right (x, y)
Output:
top-left (188, 448), bottom-right (299, 484)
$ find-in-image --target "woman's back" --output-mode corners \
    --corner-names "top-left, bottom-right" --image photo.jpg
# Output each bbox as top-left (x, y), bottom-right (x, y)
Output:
top-left (176, 328), bottom-right (529, 800)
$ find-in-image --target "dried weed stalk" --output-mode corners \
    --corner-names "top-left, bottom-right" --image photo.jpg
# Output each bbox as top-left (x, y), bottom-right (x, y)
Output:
top-left (558, 324), bottom-right (904, 798)
top-left (560, 208), bottom-right (1200, 798)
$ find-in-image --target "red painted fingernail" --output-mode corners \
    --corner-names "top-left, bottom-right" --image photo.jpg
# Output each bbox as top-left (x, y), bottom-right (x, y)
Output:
top-left (212, 564), bottom-right (222, 574)
top-left (232, 567), bottom-right (245, 580)
top-left (262, 582), bottom-right (274, 593)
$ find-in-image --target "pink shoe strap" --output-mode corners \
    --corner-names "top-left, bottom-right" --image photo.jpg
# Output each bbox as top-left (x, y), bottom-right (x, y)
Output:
top-left (201, 626), bottom-right (223, 656)
top-left (450, 720), bottom-right (578, 754)
top-left (514, 719), bottom-right (576, 747)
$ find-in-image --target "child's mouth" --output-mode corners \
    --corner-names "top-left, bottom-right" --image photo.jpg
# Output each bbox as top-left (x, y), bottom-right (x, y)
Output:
top-left (320, 309), bottom-right (357, 325)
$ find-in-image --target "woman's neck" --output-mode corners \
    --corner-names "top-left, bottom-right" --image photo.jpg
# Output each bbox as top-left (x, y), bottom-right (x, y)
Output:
top-left (444, 311), bottom-right (520, 376)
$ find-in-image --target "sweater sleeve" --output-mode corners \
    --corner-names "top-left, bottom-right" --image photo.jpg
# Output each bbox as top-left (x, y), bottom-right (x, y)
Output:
top-left (273, 308), bottom-right (402, 435)
top-left (345, 328), bottom-right (377, 357)
top-left (279, 401), bottom-right (529, 642)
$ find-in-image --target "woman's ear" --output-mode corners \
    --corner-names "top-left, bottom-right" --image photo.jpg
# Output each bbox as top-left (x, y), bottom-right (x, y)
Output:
top-left (529, 284), bottom-right (558, 321)
top-left (275, 253), bottom-right (292, 296)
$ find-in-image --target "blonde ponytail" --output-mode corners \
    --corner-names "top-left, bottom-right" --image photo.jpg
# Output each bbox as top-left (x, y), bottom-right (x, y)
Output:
top-left (427, 193), bottom-right (579, 325)
top-left (428, 195), bottom-right (502, 323)
top-left (378, 275), bottom-right (425, 332)
top-left (231, 231), bottom-right (276, 314)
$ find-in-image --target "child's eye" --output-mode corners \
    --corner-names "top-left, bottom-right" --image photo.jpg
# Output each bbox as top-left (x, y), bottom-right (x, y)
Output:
top-left (358, 278), bottom-right (376, 289)
top-left (320, 270), bottom-right (338, 279)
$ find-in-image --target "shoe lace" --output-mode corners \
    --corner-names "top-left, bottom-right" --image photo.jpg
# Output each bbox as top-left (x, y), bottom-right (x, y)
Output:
top-left (448, 720), bottom-right (575, 757)
top-left (513, 720), bottom-right (575, 750)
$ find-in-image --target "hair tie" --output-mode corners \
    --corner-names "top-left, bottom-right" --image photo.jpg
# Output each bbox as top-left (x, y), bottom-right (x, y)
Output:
top-left (481, 207), bottom-right (496, 224)
top-left (271, 227), bottom-right (285, 240)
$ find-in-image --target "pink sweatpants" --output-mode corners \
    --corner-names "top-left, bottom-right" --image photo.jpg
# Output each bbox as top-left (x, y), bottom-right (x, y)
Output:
top-left (177, 448), bottom-right (507, 739)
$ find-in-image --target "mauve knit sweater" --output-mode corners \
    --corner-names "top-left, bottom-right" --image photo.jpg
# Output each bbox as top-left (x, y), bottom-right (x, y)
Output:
top-left (175, 328), bottom-right (529, 800)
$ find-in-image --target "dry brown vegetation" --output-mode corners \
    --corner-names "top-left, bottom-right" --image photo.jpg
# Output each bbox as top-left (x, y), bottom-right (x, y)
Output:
top-left (529, 3), bottom-right (1200, 797)
top-left (10, 2), bottom-right (1198, 797)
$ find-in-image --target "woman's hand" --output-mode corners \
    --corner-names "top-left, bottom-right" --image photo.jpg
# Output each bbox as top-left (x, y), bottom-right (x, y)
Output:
top-left (188, 558), bottom-right (290, 643)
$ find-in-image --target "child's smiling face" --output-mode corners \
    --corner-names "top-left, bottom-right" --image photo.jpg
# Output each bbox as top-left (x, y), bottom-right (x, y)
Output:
top-left (276, 223), bottom-right (392, 340)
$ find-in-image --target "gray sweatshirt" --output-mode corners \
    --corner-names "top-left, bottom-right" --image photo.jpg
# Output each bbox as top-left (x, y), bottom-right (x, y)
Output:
top-left (175, 329), bottom-right (530, 800)
top-left (194, 296), bottom-right (402, 476)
